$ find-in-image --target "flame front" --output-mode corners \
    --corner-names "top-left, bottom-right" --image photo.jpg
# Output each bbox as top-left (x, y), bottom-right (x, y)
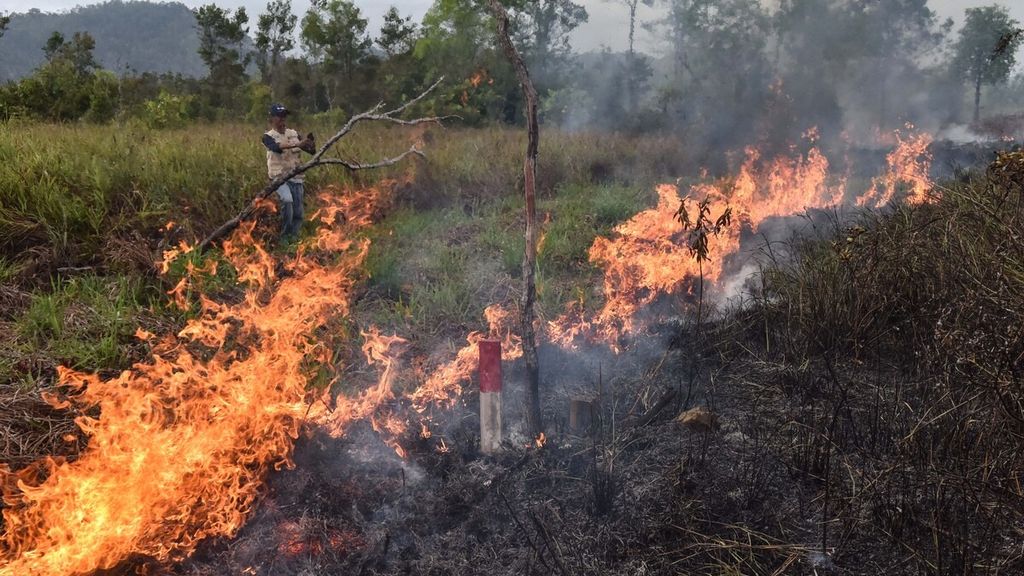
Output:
top-left (317, 326), bottom-right (409, 458)
top-left (412, 128), bottom-right (935, 414)
top-left (0, 185), bottom-right (385, 575)
top-left (859, 125), bottom-right (935, 207)
top-left (549, 127), bottom-right (932, 348)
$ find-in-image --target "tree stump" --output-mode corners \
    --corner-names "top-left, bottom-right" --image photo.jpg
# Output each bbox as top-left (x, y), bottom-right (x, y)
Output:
top-left (569, 396), bottom-right (597, 435)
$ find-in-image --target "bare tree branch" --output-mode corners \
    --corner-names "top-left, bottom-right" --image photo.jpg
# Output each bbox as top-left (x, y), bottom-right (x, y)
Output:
top-left (311, 77), bottom-right (448, 164)
top-left (195, 79), bottom-right (450, 253)
top-left (317, 146), bottom-right (425, 171)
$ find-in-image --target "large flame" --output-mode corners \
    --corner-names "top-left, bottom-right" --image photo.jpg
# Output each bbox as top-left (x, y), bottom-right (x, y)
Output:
top-left (858, 125), bottom-right (934, 207)
top-left (0, 185), bottom-right (385, 575)
top-left (316, 327), bottom-right (409, 458)
top-left (548, 127), bottom-right (932, 349)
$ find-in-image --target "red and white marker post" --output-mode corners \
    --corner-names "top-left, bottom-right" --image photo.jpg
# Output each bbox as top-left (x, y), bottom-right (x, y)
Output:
top-left (478, 339), bottom-right (502, 454)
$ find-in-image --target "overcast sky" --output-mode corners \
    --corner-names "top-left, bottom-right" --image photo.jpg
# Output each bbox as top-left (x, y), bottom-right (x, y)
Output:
top-left (1, 0), bottom-right (1022, 54)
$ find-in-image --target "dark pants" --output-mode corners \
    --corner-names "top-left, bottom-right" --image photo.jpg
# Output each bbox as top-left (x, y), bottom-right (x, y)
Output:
top-left (276, 181), bottom-right (305, 239)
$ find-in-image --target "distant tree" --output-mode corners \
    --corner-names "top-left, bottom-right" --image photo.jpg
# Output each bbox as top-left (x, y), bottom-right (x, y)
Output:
top-left (951, 5), bottom-right (1022, 123)
top-left (193, 4), bottom-right (250, 109)
top-left (412, 0), bottom-right (583, 123)
top-left (517, 0), bottom-right (588, 90)
top-left (301, 0), bottom-right (371, 108)
top-left (669, 0), bottom-right (772, 142)
top-left (851, 0), bottom-right (948, 128)
top-left (43, 31), bottom-right (65, 61)
top-left (768, 0), bottom-right (854, 140)
top-left (415, 0), bottom-right (508, 121)
top-left (374, 6), bottom-right (422, 102)
top-left (85, 69), bottom-right (119, 122)
top-left (377, 6), bottom-right (418, 57)
top-left (55, 32), bottom-right (99, 75)
top-left (194, 5), bottom-right (250, 71)
top-left (255, 0), bottom-right (297, 87)
top-left (13, 30), bottom-right (105, 120)
top-left (301, 0), bottom-right (370, 80)
top-left (604, 0), bottom-right (652, 59)
top-left (1, 14), bottom-right (11, 39)
top-left (612, 0), bottom-right (649, 111)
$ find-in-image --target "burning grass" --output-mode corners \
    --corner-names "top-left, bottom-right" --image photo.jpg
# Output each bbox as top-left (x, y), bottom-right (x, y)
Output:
top-left (1, 117), bottom-right (1021, 574)
top-left (193, 153), bottom-right (1024, 575)
top-left (0, 121), bottom-right (688, 406)
top-left (0, 184), bottom-right (385, 574)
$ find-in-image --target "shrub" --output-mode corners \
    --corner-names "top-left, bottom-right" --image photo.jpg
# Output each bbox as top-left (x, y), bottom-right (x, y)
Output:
top-left (142, 90), bottom-right (195, 129)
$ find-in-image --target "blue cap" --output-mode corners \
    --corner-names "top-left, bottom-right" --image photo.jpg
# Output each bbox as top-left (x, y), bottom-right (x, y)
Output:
top-left (269, 103), bottom-right (289, 117)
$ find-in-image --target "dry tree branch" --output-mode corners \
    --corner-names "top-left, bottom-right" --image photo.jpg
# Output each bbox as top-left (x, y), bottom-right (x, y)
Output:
top-left (196, 78), bottom-right (451, 253)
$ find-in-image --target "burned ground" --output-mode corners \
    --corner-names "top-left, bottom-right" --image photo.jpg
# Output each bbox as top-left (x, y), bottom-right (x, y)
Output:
top-left (178, 291), bottom-right (1024, 576)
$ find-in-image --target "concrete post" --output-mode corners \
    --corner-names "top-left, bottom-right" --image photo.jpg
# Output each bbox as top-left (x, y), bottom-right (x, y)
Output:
top-left (479, 339), bottom-right (502, 454)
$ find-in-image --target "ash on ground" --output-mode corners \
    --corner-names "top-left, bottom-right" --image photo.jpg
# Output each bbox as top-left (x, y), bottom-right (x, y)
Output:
top-left (168, 293), bottom-right (1024, 576)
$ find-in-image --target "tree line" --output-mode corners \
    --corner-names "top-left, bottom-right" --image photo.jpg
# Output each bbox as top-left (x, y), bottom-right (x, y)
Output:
top-left (0, 0), bottom-right (1021, 142)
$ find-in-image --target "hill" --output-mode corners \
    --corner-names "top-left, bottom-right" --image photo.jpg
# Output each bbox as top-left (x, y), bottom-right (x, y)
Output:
top-left (0, 1), bottom-right (208, 81)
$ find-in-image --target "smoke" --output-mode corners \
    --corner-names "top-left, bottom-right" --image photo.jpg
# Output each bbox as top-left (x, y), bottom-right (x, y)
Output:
top-left (549, 0), bottom-right (1023, 162)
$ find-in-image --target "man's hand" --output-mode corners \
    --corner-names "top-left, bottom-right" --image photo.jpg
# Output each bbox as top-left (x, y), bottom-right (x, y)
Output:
top-left (299, 133), bottom-right (316, 154)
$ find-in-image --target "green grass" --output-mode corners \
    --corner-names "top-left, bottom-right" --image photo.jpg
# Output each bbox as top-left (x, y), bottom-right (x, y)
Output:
top-left (14, 276), bottom-right (145, 372)
top-left (357, 179), bottom-right (656, 340)
top-left (1, 121), bottom-right (686, 273)
top-left (535, 184), bottom-right (652, 311)
top-left (361, 206), bottom-right (482, 332)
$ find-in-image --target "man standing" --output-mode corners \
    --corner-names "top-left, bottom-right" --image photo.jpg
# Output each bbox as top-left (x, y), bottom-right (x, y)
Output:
top-left (263, 103), bottom-right (314, 240)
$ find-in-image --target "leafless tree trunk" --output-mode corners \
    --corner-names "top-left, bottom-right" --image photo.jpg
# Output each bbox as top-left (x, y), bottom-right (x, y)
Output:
top-left (197, 79), bottom-right (449, 253)
top-left (974, 73), bottom-right (982, 124)
top-left (489, 0), bottom-right (543, 437)
top-left (627, 0), bottom-right (638, 111)
top-left (605, 0), bottom-right (641, 110)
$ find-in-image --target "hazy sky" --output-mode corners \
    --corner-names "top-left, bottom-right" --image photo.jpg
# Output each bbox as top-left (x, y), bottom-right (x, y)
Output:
top-left (1, 0), bottom-right (1023, 54)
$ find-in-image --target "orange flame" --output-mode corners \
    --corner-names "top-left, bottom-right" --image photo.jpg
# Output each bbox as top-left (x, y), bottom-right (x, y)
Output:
top-left (579, 183), bottom-right (702, 346)
top-left (410, 304), bottom-right (521, 411)
top-left (158, 240), bottom-right (193, 275)
top-left (0, 185), bottom-right (387, 575)
top-left (315, 326), bottom-right (410, 457)
top-left (547, 128), bottom-right (929, 350)
top-left (461, 69), bottom-right (493, 105)
top-left (858, 124), bottom-right (934, 207)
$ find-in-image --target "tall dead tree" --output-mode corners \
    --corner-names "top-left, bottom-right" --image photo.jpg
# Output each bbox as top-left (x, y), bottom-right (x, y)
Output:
top-left (489, 0), bottom-right (543, 437)
top-left (606, 0), bottom-right (650, 111)
top-left (197, 79), bottom-right (447, 253)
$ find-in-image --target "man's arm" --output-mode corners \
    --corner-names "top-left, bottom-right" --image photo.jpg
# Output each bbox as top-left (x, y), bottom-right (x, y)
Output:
top-left (263, 132), bottom-right (311, 153)
top-left (262, 133), bottom-right (284, 153)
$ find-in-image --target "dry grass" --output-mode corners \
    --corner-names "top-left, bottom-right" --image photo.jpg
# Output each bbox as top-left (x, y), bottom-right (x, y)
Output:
top-left (0, 382), bottom-right (83, 469)
top-left (743, 151), bottom-right (1024, 573)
